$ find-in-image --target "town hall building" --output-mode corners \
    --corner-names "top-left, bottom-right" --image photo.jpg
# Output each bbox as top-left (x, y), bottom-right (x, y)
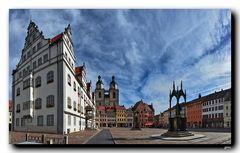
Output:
top-left (12, 20), bottom-right (96, 134)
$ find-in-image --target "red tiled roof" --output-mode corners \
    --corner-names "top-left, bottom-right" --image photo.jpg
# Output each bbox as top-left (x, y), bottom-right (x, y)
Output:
top-left (97, 106), bottom-right (105, 111)
top-left (116, 105), bottom-right (125, 110)
top-left (9, 100), bottom-right (13, 112)
top-left (75, 66), bottom-right (84, 76)
top-left (49, 33), bottom-right (63, 45)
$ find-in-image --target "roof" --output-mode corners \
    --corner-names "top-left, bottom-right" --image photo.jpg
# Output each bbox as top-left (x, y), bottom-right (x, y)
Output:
top-left (49, 33), bottom-right (63, 45)
top-left (75, 66), bottom-right (84, 76)
top-left (106, 106), bottom-right (115, 112)
top-left (116, 105), bottom-right (125, 110)
top-left (132, 99), bottom-right (154, 112)
top-left (148, 104), bottom-right (155, 112)
top-left (97, 106), bottom-right (105, 111)
top-left (204, 88), bottom-right (230, 101)
top-left (9, 100), bottom-right (13, 112)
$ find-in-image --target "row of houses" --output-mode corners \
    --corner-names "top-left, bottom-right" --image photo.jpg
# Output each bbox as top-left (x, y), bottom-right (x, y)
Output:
top-left (94, 100), bottom-right (155, 128)
top-left (154, 88), bottom-right (231, 128)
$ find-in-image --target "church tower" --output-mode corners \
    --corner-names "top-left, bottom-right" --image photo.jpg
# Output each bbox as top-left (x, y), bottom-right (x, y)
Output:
top-left (109, 76), bottom-right (119, 107)
top-left (95, 75), bottom-right (105, 106)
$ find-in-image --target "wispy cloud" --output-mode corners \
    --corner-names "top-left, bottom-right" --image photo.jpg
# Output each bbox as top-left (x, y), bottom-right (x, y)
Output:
top-left (9, 9), bottom-right (231, 114)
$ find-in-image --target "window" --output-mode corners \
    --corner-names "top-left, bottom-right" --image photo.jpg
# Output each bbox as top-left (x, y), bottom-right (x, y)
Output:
top-left (33, 61), bottom-right (37, 69)
top-left (47, 71), bottom-right (54, 83)
top-left (218, 105), bottom-right (223, 110)
top-left (68, 74), bottom-right (71, 86)
top-left (23, 79), bottom-right (30, 89)
top-left (35, 76), bottom-right (41, 88)
top-left (37, 42), bottom-right (42, 50)
top-left (23, 54), bottom-right (26, 61)
top-left (73, 81), bottom-right (76, 91)
top-left (19, 71), bottom-right (22, 78)
top-left (21, 118), bottom-right (25, 126)
top-left (27, 51), bottom-right (30, 58)
top-left (38, 57), bottom-right (42, 66)
top-left (74, 117), bottom-right (76, 126)
top-left (226, 113), bottom-right (228, 117)
top-left (47, 115), bottom-right (54, 126)
top-left (73, 101), bottom-right (77, 111)
top-left (78, 103), bottom-right (80, 113)
top-left (33, 46), bottom-right (36, 53)
top-left (16, 88), bottom-right (20, 96)
top-left (27, 65), bottom-right (30, 74)
top-left (78, 86), bottom-right (80, 95)
top-left (99, 92), bottom-right (101, 98)
top-left (113, 92), bottom-right (116, 98)
top-left (47, 95), bottom-right (54, 108)
top-left (43, 54), bottom-right (48, 63)
top-left (23, 101), bottom-right (30, 110)
top-left (68, 97), bottom-right (72, 108)
top-left (37, 116), bottom-right (43, 126)
top-left (16, 104), bottom-right (20, 113)
top-left (226, 106), bottom-right (228, 110)
top-left (16, 118), bottom-right (19, 126)
top-left (68, 115), bottom-right (71, 126)
top-left (215, 106), bottom-right (217, 111)
top-left (35, 98), bottom-right (42, 109)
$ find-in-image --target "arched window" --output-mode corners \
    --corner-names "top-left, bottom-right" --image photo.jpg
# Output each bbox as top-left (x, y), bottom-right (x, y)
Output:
top-left (113, 92), bottom-right (116, 98)
top-left (68, 74), bottom-right (71, 86)
top-left (35, 98), bottom-right (42, 109)
top-left (35, 76), bottom-right (41, 88)
top-left (46, 95), bottom-right (54, 107)
top-left (67, 97), bottom-right (72, 108)
top-left (47, 71), bottom-right (54, 83)
top-left (98, 92), bottom-right (101, 98)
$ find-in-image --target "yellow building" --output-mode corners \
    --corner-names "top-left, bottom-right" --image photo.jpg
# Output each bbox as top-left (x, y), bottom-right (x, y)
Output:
top-left (116, 105), bottom-right (126, 127)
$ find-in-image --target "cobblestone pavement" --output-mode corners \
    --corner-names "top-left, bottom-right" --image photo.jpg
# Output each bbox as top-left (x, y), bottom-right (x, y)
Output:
top-left (109, 128), bottom-right (231, 145)
top-left (9, 129), bottom-right (100, 144)
top-left (85, 129), bottom-right (114, 144)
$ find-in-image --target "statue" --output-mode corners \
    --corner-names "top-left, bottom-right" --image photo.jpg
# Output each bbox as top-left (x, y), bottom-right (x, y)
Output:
top-left (131, 111), bottom-right (141, 130)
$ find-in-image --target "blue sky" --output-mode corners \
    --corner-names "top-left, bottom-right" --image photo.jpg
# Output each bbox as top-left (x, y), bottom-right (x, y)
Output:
top-left (9, 9), bottom-right (231, 114)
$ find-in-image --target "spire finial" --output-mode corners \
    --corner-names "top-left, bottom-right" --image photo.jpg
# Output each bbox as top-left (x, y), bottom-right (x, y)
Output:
top-left (173, 81), bottom-right (175, 90)
top-left (112, 75), bottom-right (115, 80)
top-left (98, 75), bottom-right (101, 80)
top-left (181, 80), bottom-right (183, 89)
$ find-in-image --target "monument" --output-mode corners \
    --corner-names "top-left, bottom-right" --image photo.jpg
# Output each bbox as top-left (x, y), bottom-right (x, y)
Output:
top-left (161, 81), bottom-right (193, 137)
top-left (131, 111), bottom-right (141, 130)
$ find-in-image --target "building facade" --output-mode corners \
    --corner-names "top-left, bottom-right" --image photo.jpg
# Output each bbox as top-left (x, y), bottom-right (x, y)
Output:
top-left (126, 108), bottom-right (133, 128)
top-left (223, 89), bottom-right (231, 128)
top-left (9, 100), bottom-right (13, 131)
top-left (202, 89), bottom-right (230, 128)
top-left (187, 95), bottom-right (203, 128)
top-left (132, 100), bottom-right (155, 128)
top-left (12, 21), bottom-right (95, 134)
top-left (116, 105), bottom-right (126, 127)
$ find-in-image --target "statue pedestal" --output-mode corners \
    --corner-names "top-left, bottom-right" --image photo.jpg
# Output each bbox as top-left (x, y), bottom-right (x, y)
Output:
top-left (162, 117), bottom-right (193, 137)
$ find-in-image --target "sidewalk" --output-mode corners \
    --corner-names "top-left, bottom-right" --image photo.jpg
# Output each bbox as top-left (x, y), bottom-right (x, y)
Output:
top-left (9, 129), bottom-right (100, 144)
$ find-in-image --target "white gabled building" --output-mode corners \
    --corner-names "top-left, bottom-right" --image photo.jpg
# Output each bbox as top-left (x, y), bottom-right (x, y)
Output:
top-left (12, 20), bottom-right (96, 134)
